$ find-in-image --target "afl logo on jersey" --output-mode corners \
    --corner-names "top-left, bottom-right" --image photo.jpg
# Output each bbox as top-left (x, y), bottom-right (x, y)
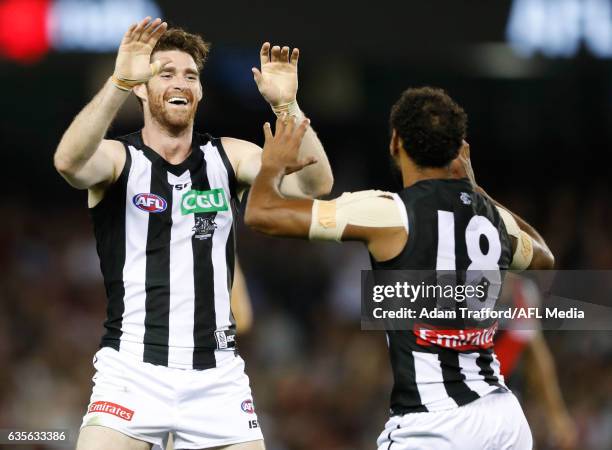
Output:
top-left (133, 193), bottom-right (168, 213)
top-left (241, 399), bottom-right (254, 414)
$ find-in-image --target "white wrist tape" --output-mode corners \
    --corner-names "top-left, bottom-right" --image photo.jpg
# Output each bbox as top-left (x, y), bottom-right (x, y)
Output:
top-left (309, 190), bottom-right (407, 242)
top-left (111, 61), bottom-right (165, 91)
top-left (496, 206), bottom-right (534, 270)
top-left (272, 101), bottom-right (304, 119)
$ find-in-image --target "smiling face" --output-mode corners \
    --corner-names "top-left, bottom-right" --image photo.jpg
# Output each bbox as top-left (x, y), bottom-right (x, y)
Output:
top-left (135, 50), bottom-right (203, 133)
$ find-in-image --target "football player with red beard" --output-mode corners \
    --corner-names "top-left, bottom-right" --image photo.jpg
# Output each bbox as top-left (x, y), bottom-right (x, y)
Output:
top-left (54, 17), bottom-right (332, 450)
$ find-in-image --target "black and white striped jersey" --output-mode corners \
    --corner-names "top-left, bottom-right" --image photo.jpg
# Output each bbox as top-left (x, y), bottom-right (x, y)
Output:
top-left (372, 178), bottom-right (513, 414)
top-left (90, 131), bottom-right (238, 370)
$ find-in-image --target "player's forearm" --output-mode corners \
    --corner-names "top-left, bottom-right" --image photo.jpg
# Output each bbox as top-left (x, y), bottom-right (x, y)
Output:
top-left (477, 186), bottom-right (554, 267)
top-left (245, 166), bottom-right (312, 237)
top-left (245, 166), bottom-right (285, 232)
top-left (54, 79), bottom-right (129, 174)
top-left (294, 126), bottom-right (333, 197)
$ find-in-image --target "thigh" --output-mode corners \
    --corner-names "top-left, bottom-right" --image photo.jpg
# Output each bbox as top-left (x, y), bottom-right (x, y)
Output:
top-left (208, 439), bottom-right (265, 450)
top-left (77, 425), bottom-right (152, 450)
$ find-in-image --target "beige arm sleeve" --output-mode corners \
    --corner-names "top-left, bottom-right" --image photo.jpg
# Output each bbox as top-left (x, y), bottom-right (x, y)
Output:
top-left (496, 206), bottom-right (534, 270)
top-left (309, 190), bottom-right (408, 242)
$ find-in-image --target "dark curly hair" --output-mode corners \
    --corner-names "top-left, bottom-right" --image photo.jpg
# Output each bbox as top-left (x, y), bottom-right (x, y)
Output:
top-left (390, 87), bottom-right (467, 168)
top-left (152, 27), bottom-right (210, 71)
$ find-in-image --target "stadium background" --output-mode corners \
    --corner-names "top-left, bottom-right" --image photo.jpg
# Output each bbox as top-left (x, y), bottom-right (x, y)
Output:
top-left (0, 0), bottom-right (611, 448)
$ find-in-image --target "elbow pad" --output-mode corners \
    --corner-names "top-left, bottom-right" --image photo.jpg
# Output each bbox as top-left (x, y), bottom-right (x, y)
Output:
top-left (309, 190), bottom-right (408, 242)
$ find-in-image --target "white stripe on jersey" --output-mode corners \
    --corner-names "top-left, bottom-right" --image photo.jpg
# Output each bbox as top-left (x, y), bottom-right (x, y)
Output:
top-left (167, 170), bottom-right (197, 366)
top-left (99, 135), bottom-right (238, 369)
top-left (459, 352), bottom-right (504, 397)
top-left (413, 352), bottom-right (459, 410)
top-left (492, 352), bottom-right (505, 384)
top-left (202, 143), bottom-right (234, 361)
top-left (411, 350), bottom-right (507, 412)
top-left (120, 146), bottom-right (152, 358)
top-left (436, 210), bottom-right (456, 270)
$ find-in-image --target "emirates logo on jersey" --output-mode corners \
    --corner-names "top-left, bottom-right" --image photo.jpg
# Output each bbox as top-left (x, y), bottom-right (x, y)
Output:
top-left (133, 193), bottom-right (167, 213)
top-left (414, 322), bottom-right (498, 351)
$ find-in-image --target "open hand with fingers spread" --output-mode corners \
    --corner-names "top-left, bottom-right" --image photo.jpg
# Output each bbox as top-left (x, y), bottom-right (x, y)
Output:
top-left (252, 43), bottom-right (299, 107)
top-left (261, 116), bottom-right (316, 175)
top-left (112, 17), bottom-right (170, 91)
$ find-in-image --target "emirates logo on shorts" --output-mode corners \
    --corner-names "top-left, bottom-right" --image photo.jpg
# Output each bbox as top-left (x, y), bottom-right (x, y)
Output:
top-left (88, 401), bottom-right (134, 421)
top-left (241, 399), bottom-right (254, 414)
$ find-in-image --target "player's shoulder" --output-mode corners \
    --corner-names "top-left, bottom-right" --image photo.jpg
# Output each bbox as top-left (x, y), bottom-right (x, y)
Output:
top-left (336, 190), bottom-right (397, 204)
top-left (112, 131), bottom-right (142, 148)
top-left (192, 131), bottom-right (218, 146)
top-left (102, 132), bottom-right (137, 166)
top-left (220, 137), bottom-right (261, 153)
top-left (335, 190), bottom-right (407, 229)
top-left (98, 138), bottom-right (127, 163)
top-left (219, 137), bottom-right (261, 171)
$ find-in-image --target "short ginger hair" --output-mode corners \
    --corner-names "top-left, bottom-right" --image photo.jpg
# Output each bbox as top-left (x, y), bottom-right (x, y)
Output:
top-left (152, 27), bottom-right (210, 71)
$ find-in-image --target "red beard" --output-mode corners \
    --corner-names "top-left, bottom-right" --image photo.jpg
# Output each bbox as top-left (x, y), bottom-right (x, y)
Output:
top-left (148, 90), bottom-right (197, 134)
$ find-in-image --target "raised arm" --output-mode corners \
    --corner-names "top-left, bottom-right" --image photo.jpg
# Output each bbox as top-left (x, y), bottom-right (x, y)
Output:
top-left (250, 42), bottom-right (333, 197)
top-left (450, 142), bottom-right (555, 270)
top-left (224, 136), bottom-right (318, 199)
top-left (53, 17), bottom-right (169, 191)
top-left (245, 117), bottom-right (406, 262)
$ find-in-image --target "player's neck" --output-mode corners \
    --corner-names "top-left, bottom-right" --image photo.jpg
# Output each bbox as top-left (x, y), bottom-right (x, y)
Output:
top-left (401, 157), bottom-right (453, 188)
top-left (141, 120), bottom-right (194, 165)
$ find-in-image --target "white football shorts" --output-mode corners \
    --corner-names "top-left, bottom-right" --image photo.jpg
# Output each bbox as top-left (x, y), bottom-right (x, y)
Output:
top-left (377, 390), bottom-right (532, 450)
top-left (80, 347), bottom-right (264, 449)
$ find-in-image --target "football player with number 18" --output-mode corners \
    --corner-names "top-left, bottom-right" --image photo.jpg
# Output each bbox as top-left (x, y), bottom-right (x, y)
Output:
top-left (245, 87), bottom-right (555, 450)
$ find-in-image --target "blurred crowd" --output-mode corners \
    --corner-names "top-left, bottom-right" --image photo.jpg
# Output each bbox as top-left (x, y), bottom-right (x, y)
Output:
top-left (0, 179), bottom-right (611, 450)
top-left (0, 0), bottom-right (610, 447)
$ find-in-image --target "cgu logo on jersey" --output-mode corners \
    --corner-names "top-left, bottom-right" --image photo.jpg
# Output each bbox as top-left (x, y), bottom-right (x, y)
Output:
top-left (181, 188), bottom-right (228, 215)
top-left (133, 193), bottom-right (168, 213)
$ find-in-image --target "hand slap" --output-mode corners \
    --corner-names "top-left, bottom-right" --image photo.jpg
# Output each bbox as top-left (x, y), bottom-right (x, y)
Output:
top-left (252, 41), bottom-right (300, 107)
top-left (262, 117), bottom-right (316, 175)
top-left (112, 17), bottom-right (169, 91)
